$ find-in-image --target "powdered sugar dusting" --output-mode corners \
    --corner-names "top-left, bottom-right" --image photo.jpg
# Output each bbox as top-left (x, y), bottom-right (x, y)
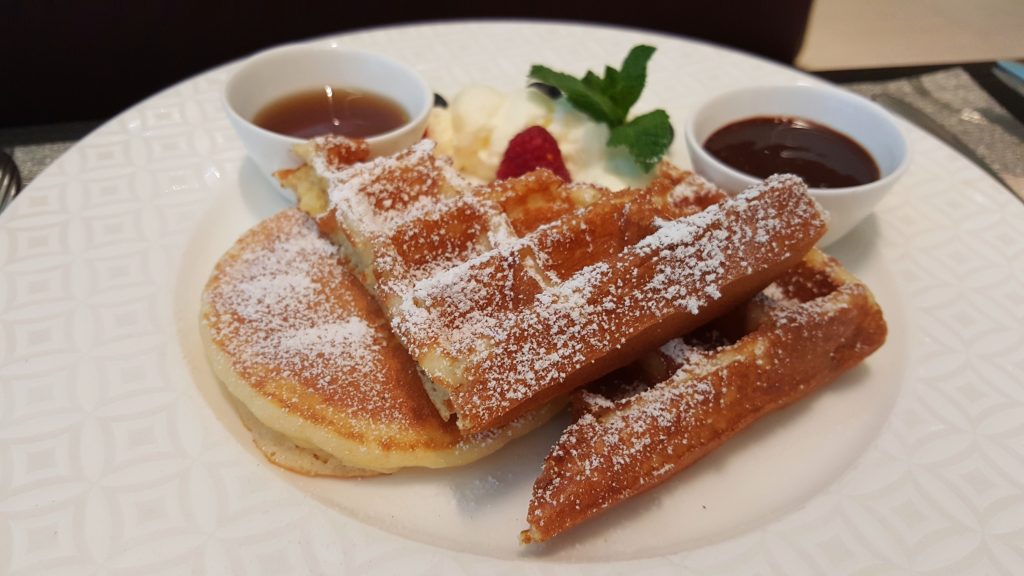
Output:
top-left (306, 134), bottom-right (826, 431)
top-left (659, 338), bottom-right (704, 366)
top-left (454, 174), bottom-right (822, 426)
top-left (203, 209), bottom-right (428, 427)
top-left (525, 247), bottom-right (887, 540)
top-left (312, 138), bottom-right (475, 236)
top-left (668, 171), bottom-right (718, 205)
top-left (275, 318), bottom-right (375, 358)
top-left (529, 372), bottom-right (722, 525)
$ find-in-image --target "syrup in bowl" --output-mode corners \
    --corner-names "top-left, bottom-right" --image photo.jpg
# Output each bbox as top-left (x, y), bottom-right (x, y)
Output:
top-left (253, 86), bottom-right (410, 140)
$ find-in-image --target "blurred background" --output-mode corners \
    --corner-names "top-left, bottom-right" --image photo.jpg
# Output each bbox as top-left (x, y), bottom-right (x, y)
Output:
top-left (2, 0), bottom-right (1021, 128)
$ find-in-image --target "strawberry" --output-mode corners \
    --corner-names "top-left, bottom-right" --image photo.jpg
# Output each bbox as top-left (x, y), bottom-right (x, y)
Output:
top-left (496, 126), bottom-right (571, 182)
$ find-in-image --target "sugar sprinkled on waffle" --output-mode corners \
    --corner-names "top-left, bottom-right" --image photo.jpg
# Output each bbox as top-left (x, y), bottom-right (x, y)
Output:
top-left (520, 248), bottom-right (888, 543)
top-left (297, 135), bottom-right (827, 433)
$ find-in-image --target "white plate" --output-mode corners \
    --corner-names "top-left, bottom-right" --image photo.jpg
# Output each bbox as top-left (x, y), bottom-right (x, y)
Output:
top-left (2, 22), bottom-right (1023, 575)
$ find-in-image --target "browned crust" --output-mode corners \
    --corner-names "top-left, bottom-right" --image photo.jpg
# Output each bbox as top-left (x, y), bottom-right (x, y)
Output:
top-left (521, 249), bottom-right (887, 543)
top-left (201, 208), bottom-right (563, 472)
top-left (452, 176), bottom-right (827, 433)
top-left (285, 137), bottom-right (828, 437)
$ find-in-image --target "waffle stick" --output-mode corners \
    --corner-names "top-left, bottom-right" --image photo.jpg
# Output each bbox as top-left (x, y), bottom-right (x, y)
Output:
top-left (520, 248), bottom-right (888, 543)
top-left (288, 136), bottom-right (828, 434)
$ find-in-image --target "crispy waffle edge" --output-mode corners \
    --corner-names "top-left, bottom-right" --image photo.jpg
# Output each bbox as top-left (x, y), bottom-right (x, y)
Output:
top-left (286, 136), bottom-right (829, 437)
top-left (520, 248), bottom-right (888, 543)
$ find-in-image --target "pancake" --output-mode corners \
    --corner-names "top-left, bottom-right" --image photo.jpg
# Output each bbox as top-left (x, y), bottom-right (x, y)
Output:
top-left (200, 208), bottom-right (560, 476)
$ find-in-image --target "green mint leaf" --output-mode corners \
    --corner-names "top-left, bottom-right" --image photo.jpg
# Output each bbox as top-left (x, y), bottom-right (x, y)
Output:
top-left (600, 66), bottom-right (620, 100)
top-left (609, 45), bottom-right (655, 113)
top-left (582, 70), bottom-right (603, 92)
top-left (529, 45), bottom-right (672, 170)
top-left (528, 65), bottom-right (620, 125)
top-left (607, 109), bottom-right (674, 172)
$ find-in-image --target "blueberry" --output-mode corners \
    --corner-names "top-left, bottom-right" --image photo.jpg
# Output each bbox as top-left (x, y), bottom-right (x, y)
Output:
top-left (529, 82), bottom-right (562, 100)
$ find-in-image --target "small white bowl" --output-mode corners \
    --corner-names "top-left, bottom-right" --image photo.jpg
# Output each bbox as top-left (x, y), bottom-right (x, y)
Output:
top-left (685, 84), bottom-right (908, 246)
top-left (224, 41), bottom-right (433, 196)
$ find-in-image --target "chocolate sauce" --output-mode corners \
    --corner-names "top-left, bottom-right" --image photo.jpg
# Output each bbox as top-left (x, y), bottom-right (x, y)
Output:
top-left (704, 116), bottom-right (880, 188)
top-left (254, 86), bottom-right (408, 139)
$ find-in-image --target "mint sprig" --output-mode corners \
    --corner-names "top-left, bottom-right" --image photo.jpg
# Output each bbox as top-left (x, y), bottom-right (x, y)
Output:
top-left (529, 45), bottom-right (673, 172)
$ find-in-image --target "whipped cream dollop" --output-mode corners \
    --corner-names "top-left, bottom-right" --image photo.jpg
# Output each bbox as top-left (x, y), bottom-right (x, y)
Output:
top-left (428, 85), bottom-right (653, 189)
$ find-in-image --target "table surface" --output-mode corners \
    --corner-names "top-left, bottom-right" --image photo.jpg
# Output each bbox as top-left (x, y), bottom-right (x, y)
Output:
top-left (797, 0), bottom-right (1024, 71)
top-left (2, 23), bottom-right (1023, 573)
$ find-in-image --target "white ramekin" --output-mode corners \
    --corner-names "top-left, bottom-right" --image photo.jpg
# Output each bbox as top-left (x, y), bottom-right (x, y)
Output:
top-left (685, 83), bottom-right (908, 246)
top-left (224, 41), bottom-right (433, 197)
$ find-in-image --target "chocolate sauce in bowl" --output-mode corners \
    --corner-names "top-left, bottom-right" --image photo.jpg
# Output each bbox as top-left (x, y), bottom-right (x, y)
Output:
top-left (704, 116), bottom-right (880, 188)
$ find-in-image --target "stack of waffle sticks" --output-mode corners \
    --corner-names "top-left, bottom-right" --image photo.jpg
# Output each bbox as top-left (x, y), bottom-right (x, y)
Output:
top-left (264, 135), bottom-right (887, 542)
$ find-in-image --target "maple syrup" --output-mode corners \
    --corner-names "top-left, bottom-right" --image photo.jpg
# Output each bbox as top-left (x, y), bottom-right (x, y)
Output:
top-left (253, 86), bottom-right (409, 139)
top-left (704, 116), bottom-right (880, 188)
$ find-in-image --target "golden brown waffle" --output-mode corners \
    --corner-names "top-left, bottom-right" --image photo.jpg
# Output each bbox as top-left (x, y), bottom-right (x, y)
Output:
top-left (520, 248), bottom-right (888, 543)
top-left (200, 208), bottom-right (560, 475)
top-left (292, 135), bottom-right (828, 434)
top-left (276, 138), bottom-right (371, 216)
